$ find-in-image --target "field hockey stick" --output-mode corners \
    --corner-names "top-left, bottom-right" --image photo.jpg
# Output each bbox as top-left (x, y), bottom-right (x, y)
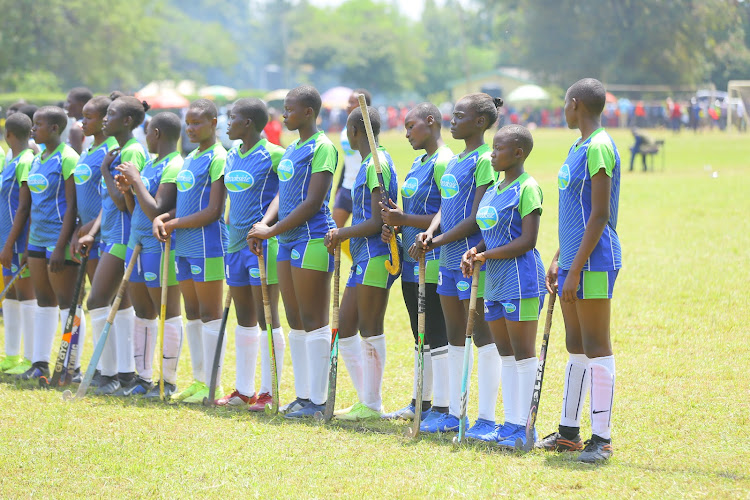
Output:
top-left (516, 293), bottom-right (556, 452)
top-left (452, 264), bottom-right (482, 447)
top-left (406, 254), bottom-right (427, 438)
top-left (357, 93), bottom-right (399, 276)
top-left (0, 263), bottom-right (28, 302)
top-left (258, 252), bottom-right (280, 415)
top-left (61, 283), bottom-right (87, 386)
top-left (157, 238), bottom-right (170, 401)
top-left (204, 291), bottom-right (232, 406)
top-left (47, 251), bottom-right (89, 387)
top-left (315, 244), bottom-right (341, 422)
top-left (62, 243), bottom-right (142, 402)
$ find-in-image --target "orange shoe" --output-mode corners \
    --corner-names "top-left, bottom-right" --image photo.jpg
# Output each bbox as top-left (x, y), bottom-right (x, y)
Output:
top-left (247, 392), bottom-right (273, 412)
top-left (215, 389), bottom-right (256, 408)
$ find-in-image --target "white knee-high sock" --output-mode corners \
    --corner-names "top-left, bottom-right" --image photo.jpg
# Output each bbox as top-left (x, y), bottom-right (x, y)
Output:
top-left (58, 308), bottom-right (86, 369)
top-left (501, 355), bottom-right (517, 424)
top-left (33, 306), bottom-right (59, 364)
top-left (559, 353), bottom-right (590, 428)
top-left (448, 344), bottom-right (473, 418)
top-left (259, 326), bottom-right (285, 395)
top-left (202, 318), bottom-right (226, 389)
top-left (21, 300), bottom-right (36, 361)
top-left (162, 316), bottom-right (183, 384)
top-left (362, 334), bottom-right (386, 411)
top-left (516, 356), bottom-right (539, 426)
top-left (288, 329), bottom-right (308, 400)
top-left (476, 344), bottom-right (501, 422)
top-left (306, 325), bottom-right (332, 406)
top-left (235, 324), bottom-right (260, 397)
top-left (113, 306), bottom-right (135, 374)
top-left (2, 299), bottom-right (21, 356)
top-left (133, 316), bottom-right (158, 380)
top-left (89, 307), bottom-right (110, 373)
top-left (589, 355), bottom-right (615, 440)
top-left (185, 319), bottom-right (203, 383)
top-left (338, 334), bottom-right (364, 402)
top-left (431, 345), bottom-right (449, 408)
top-left (412, 344), bottom-right (433, 403)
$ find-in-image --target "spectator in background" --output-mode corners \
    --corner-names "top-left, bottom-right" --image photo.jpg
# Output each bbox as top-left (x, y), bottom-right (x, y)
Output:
top-left (263, 108), bottom-right (283, 146)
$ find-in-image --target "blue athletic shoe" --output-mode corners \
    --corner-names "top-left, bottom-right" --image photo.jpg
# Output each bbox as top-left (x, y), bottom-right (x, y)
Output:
top-left (418, 410), bottom-right (445, 433)
top-left (490, 421), bottom-right (517, 442)
top-left (498, 425), bottom-right (538, 449)
top-left (285, 402), bottom-right (325, 419)
top-left (383, 403), bottom-right (416, 420)
top-left (465, 418), bottom-right (497, 442)
top-left (420, 412), bottom-right (467, 433)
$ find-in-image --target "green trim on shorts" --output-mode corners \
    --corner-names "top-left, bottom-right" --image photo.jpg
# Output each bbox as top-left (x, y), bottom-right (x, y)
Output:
top-left (18, 253), bottom-right (30, 278)
top-left (266, 237), bottom-right (279, 285)
top-left (518, 297), bottom-right (541, 322)
top-left (582, 270), bottom-right (609, 299)
top-left (361, 255), bottom-right (391, 289)
top-left (476, 270), bottom-right (486, 299)
top-left (203, 256), bottom-right (225, 282)
top-left (166, 250), bottom-right (178, 287)
top-left (105, 243), bottom-right (127, 260)
top-left (425, 259), bottom-right (440, 284)
top-left (48, 245), bottom-right (76, 262)
top-left (300, 238), bottom-right (331, 272)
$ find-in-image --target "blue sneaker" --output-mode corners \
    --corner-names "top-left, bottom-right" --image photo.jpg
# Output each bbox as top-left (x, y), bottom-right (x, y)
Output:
top-left (419, 410), bottom-right (446, 433)
top-left (285, 402), bottom-right (325, 419)
top-left (280, 397), bottom-right (311, 414)
top-left (383, 403), bottom-right (416, 420)
top-left (465, 418), bottom-right (497, 442)
top-left (421, 412), bottom-right (467, 433)
top-left (490, 421), bottom-right (517, 442)
top-left (498, 425), bottom-right (538, 449)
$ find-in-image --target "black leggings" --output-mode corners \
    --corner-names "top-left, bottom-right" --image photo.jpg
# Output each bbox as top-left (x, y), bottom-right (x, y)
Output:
top-left (401, 280), bottom-right (447, 350)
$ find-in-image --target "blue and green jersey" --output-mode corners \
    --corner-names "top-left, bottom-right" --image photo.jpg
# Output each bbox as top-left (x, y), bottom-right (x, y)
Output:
top-left (75, 137), bottom-right (117, 226)
top-left (0, 149), bottom-right (34, 253)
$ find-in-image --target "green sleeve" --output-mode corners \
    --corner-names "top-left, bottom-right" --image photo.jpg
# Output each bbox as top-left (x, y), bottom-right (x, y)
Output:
top-left (209, 149), bottom-right (227, 183)
top-left (519, 179), bottom-right (543, 218)
top-left (432, 150), bottom-right (451, 186)
top-left (160, 156), bottom-right (184, 184)
top-left (587, 141), bottom-right (615, 178)
top-left (474, 152), bottom-right (495, 186)
top-left (61, 149), bottom-right (79, 180)
top-left (16, 154), bottom-right (32, 186)
top-left (269, 145), bottom-right (285, 174)
top-left (365, 152), bottom-right (392, 192)
top-left (121, 145), bottom-right (147, 171)
top-left (311, 141), bottom-right (338, 175)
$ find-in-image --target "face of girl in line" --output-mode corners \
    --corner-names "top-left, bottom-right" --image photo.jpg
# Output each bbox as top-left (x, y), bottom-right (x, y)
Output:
top-left (450, 99), bottom-right (481, 140)
top-left (185, 108), bottom-right (216, 144)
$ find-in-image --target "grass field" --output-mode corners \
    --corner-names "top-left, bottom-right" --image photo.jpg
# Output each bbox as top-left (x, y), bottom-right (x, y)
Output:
top-left (1, 127), bottom-right (749, 498)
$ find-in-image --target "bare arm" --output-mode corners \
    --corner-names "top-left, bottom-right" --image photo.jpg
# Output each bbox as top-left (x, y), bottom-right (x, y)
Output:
top-left (430, 183), bottom-right (491, 248)
top-left (0, 183), bottom-right (31, 269)
top-left (165, 179), bottom-right (226, 231)
top-left (49, 177), bottom-right (78, 272)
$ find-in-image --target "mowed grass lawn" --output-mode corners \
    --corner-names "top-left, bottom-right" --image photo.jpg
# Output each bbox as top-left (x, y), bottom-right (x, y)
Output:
top-left (1, 127), bottom-right (748, 498)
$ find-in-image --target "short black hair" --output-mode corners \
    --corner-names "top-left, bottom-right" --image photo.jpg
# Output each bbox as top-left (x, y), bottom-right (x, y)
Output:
top-left (348, 105), bottom-right (381, 137)
top-left (497, 125), bottom-right (533, 158)
top-left (36, 106), bottom-right (68, 132)
top-left (188, 98), bottom-right (218, 120)
top-left (149, 112), bottom-right (182, 142)
top-left (110, 93), bottom-right (150, 129)
top-left (68, 87), bottom-right (93, 104)
top-left (287, 85), bottom-right (322, 117)
top-left (567, 78), bottom-right (606, 115)
top-left (461, 93), bottom-right (504, 131)
top-left (18, 104), bottom-right (38, 122)
top-left (7, 101), bottom-right (25, 114)
top-left (232, 98), bottom-right (269, 131)
top-left (353, 88), bottom-right (372, 106)
top-left (86, 95), bottom-right (113, 118)
top-left (5, 112), bottom-right (32, 139)
top-left (408, 102), bottom-right (442, 128)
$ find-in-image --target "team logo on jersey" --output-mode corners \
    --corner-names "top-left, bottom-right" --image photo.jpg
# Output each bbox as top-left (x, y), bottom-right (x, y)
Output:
top-left (144, 272), bottom-right (158, 282)
top-left (413, 266), bottom-right (419, 277)
top-left (401, 177), bottom-right (419, 198)
top-left (476, 206), bottom-right (499, 230)
top-left (141, 175), bottom-right (151, 192)
top-left (291, 249), bottom-right (301, 260)
top-left (278, 159), bottom-right (294, 182)
top-left (225, 170), bottom-right (255, 192)
top-left (558, 164), bottom-right (571, 190)
top-left (356, 265), bottom-right (363, 275)
top-left (250, 268), bottom-right (260, 279)
top-left (74, 164), bottom-right (92, 185)
top-left (502, 302), bottom-right (517, 313)
top-left (456, 280), bottom-right (470, 292)
top-left (176, 170), bottom-right (196, 192)
top-left (190, 265), bottom-right (202, 275)
top-left (10, 264), bottom-right (18, 273)
top-left (441, 174), bottom-right (459, 199)
top-left (27, 173), bottom-right (49, 193)
top-left (100, 176), bottom-right (106, 189)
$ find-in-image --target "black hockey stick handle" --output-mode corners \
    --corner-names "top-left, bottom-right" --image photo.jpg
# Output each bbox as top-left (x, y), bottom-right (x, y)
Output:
top-left (206, 291), bottom-right (232, 405)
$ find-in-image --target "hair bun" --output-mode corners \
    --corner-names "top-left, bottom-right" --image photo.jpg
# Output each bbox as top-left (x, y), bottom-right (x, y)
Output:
top-left (109, 90), bottom-right (125, 101)
top-left (493, 97), bottom-right (504, 108)
top-left (141, 100), bottom-right (151, 113)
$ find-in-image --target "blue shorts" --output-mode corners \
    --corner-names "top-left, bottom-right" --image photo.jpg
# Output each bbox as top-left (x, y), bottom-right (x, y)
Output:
top-left (345, 256), bottom-right (398, 290)
top-left (334, 187), bottom-right (353, 213)
top-left (127, 247), bottom-right (178, 288)
top-left (2, 253), bottom-right (30, 278)
top-left (558, 269), bottom-right (619, 300)
top-left (437, 266), bottom-right (486, 300)
top-left (80, 240), bottom-right (101, 260)
top-left (27, 243), bottom-right (77, 264)
top-left (225, 240), bottom-right (278, 287)
top-left (484, 296), bottom-right (545, 322)
top-left (277, 238), bottom-right (334, 273)
top-left (175, 255), bottom-right (225, 283)
top-left (401, 259), bottom-right (440, 285)
top-left (100, 241), bottom-right (127, 260)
